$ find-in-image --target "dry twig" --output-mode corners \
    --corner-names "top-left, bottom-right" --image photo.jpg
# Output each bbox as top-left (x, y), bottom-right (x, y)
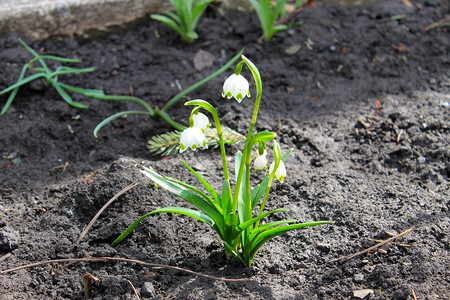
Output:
top-left (329, 227), bottom-right (415, 263)
top-left (127, 279), bottom-right (141, 300)
top-left (79, 180), bottom-right (139, 240)
top-left (0, 256), bottom-right (248, 282)
top-left (368, 238), bottom-right (416, 248)
top-left (0, 253), bottom-right (12, 262)
top-left (422, 17), bottom-right (450, 31)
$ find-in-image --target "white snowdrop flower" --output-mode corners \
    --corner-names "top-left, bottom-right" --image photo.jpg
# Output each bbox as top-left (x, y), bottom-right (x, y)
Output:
top-left (254, 150), bottom-right (267, 171)
top-left (192, 112), bottom-right (211, 133)
top-left (179, 127), bottom-right (207, 153)
top-left (269, 160), bottom-right (287, 183)
top-left (222, 74), bottom-right (251, 103)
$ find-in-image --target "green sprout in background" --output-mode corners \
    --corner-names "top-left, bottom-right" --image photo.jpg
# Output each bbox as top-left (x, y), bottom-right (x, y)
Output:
top-left (0, 39), bottom-right (245, 154)
top-left (0, 38), bottom-right (95, 114)
top-left (249, 0), bottom-right (304, 41)
top-left (151, 0), bottom-right (214, 43)
top-left (112, 55), bottom-right (333, 266)
top-left (0, 39), bottom-right (161, 117)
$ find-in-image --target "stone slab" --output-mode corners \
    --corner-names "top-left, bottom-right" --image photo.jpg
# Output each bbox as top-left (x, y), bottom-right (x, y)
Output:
top-left (0, 0), bottom-right (250, 40)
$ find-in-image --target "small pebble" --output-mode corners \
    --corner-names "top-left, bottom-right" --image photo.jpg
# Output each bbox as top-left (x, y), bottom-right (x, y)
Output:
top-left (316, 242), bottom-right (331, 252)
top-left (299, 275), bottom-right (306, 284)
top-left (384, 230), bottom-right (398, 237)
top-left (377, 248), bottom-right (388, 254)
top-left (141, 282), bottom-right (156, 297)
top-left (0, 227), bottom-right (20, 251)
top-left (353, 273), bottom-right (364, 283)
top-left (418, 156), bottom-right (427, 164)
top-left (285, 44), bottom-right (301, 55)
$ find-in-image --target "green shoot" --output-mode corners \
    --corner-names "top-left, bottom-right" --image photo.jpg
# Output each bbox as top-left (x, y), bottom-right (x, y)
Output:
top-left (249, 0), bottom-right (289, 41)
top-left (151, 0), bottom-right (215, 43)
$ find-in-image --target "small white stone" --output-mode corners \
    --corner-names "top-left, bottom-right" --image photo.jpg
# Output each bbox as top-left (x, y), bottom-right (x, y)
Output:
top-left (141, 282), bottom-right (156, 297)
top-left (353, 289), bottom-right (374, 299)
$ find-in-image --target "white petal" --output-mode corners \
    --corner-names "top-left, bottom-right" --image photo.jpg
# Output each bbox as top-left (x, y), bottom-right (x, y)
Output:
top-left (222, 74), bottom-right (250, 102)
top-left (254, 155), bottom-right (267, 171)
top-left (269, 161), bottom-right (286, 182)
top-left (179, 127), bottom-right (207, 153)
top-left (192, 112), bottom-right (211, 132)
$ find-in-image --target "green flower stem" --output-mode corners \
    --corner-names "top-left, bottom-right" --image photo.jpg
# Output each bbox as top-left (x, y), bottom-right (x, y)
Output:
top-left (255, 176), bottom-right (273, 228)
top-left (234, 61), bottom-right (244, 75)
top-left (185, 100), bottom-right (229, 181)
top-left (154, 107), bottom-right (186, 131)
top-left (243, 156), bottom-right (252, 236)
top-left (232, 55), bottom-right (263, 214)
top-left (161, 49), bottom-right (244, 113)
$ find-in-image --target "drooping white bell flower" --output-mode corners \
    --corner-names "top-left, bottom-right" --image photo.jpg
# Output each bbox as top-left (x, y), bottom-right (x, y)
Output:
top-left (192, 112), bottom-right (211, 133)
top-left (269, 160), bottom-right (287, 182)
top-left (179, 127), bottom-right (207, 153)
top-left (254, 149), bottom-right (268, 171)
top-left (222, 74), bottom-right (251, 103)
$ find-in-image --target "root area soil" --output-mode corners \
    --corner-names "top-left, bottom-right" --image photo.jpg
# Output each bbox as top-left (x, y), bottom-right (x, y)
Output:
top-left (0, 0), bottom-right (448, 299)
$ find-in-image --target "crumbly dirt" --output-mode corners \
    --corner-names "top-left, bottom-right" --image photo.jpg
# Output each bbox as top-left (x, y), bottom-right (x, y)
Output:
top-left (0, 0), bottom-right (448, 299)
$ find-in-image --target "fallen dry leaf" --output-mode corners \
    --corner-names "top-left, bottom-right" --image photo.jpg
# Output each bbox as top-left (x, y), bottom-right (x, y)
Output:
top-left (402, 0), bottom-right (413, 8)
top-left (193, 49), bottom-right (215, 71)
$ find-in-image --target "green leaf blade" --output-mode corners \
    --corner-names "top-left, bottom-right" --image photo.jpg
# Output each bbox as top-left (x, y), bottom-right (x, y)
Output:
top-left (140, 166), bottom-right (225, 236)
top-left (111, 206), bottom-right (213, 247)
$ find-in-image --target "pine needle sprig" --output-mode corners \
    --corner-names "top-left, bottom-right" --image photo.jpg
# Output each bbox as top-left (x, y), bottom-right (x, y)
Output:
top-left (147, 127), bottom-right (244, 156)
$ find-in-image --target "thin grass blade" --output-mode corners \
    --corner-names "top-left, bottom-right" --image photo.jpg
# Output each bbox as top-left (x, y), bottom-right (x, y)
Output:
top-left (93, 111), bottom-right (151, 137)
top-left (111, 206), bottom-right (213, 247)
top-left (246, 221), bottom-right (334, 265)
top-left (140, 167), bottom-right (224, 235)
top-left (164, 176), bottom-right (223, 213)
top-left (0, 73), bottom-right (46, 95)
top-left (180, 160), bottom-right (222, 206)
top-left (50, 80), bottom-right (87, 108)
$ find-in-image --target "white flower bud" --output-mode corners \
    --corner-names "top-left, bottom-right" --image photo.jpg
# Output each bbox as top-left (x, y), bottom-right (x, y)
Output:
top-left (179, 127), bottom-right (207, 153)
top-left (269, 160), bottom-right (286, 182)
top-left (254, 150), bottom-right (267, 171)
top-left (192, 112), bottom-right (211, 133)
top-left (222, 74), bottom-right (251, 103)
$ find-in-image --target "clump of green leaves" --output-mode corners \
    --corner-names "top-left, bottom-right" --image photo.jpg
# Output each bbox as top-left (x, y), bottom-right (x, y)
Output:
top-left (249, 0), bottom-right (295, 41)
top-left (0, 39), bottom-right (93, 114)
top-left (151, 0), bottom-right (214, 43)
top-left (112, 55), bottom-right (333, 266)
top-left (0, 39), bottom-right (156, 116)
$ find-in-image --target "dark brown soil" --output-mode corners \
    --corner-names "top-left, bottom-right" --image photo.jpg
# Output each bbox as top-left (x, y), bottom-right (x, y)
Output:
top-left (0, 0), bottom-right (449, 299)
